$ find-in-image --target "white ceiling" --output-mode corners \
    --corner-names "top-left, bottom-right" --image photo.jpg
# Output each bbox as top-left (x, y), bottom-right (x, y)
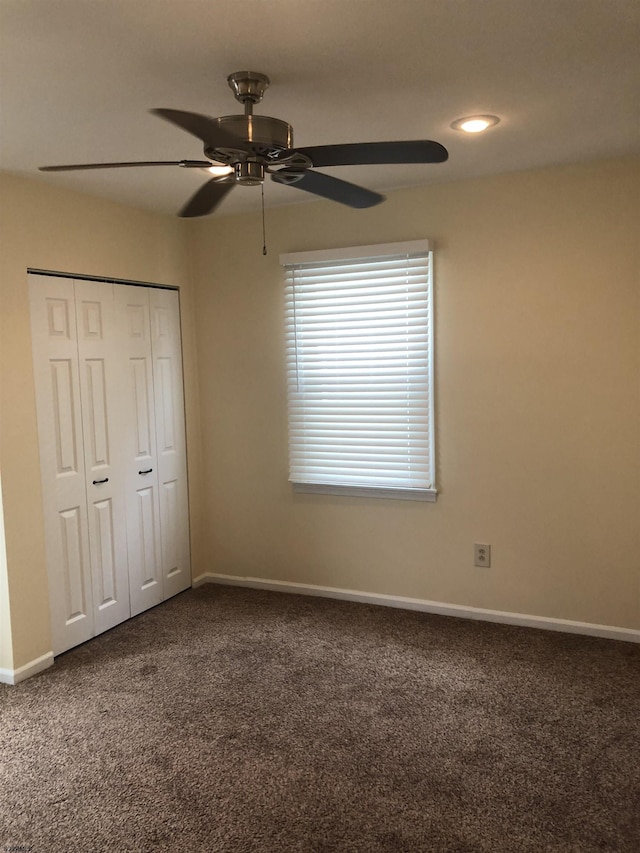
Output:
top-left (1, 0), bottom-right (639, 218)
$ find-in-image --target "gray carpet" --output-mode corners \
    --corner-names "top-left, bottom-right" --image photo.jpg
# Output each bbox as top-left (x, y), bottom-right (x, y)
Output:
top-left (1, 584), bottom-right (639, 852)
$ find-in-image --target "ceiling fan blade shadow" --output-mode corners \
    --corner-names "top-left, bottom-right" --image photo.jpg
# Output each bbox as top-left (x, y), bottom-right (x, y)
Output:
top-left (179, 177), bottom-right (235, 218)
top-left (271, 170), bottom-right (384, 209)
top-left (291, 140), bottom-right (449, 168)
top-left (151, 108), bottom-right (252, 153)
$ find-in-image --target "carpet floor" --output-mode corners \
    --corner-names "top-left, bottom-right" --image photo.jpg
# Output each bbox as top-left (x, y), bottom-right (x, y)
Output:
top-left (1, 584), bottom-right (639, 852)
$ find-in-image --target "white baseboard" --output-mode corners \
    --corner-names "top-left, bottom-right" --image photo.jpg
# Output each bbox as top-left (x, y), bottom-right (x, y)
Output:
top-left (193, 572), bottom-right (640, 644)
top-left (0, 651), bottom-right (54, 685)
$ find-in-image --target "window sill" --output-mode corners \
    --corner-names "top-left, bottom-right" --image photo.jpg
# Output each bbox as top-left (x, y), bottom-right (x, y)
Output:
top-left (292, 482), bottom-right (437, 502)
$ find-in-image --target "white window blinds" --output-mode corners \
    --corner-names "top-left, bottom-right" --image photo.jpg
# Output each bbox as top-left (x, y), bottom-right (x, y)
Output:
top-left (281, 240), bottom-right (436, 500)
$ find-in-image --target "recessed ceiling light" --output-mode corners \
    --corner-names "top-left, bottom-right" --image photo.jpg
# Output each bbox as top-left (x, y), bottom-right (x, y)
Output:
top-left (450, 115), bottom-right (500, 133)
top-left (207, 164), bottom-right (234, 176)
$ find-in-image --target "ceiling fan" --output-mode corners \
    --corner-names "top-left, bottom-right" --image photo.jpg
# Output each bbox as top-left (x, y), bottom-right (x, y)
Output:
top-left (40, 71), bottom-right (449, 218)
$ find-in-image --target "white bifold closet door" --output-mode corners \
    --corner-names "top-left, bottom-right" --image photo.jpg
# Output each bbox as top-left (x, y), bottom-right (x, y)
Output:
top-left (76, 279), bottom-right (131, 635)
top-left (29, 274), bottom-right (191, 656)
top-left (116, 285), bottom-right (191, 616)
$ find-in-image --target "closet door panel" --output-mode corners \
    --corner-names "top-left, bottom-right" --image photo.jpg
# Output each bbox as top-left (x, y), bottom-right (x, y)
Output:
top-left (116, 285), bottom-right (163, 616)
top-left (135, 484), bottom-right (159, 587)
top-left (150, 288), bottom-right (191, 599)
top-left (29, 275), bottom-right (95, 654)
top-left (58, 506), bottom-right (90, 621)
top-left (51, 357), bottom-right (80, 475)
top-left (75, 281), bottom-right (131, 634)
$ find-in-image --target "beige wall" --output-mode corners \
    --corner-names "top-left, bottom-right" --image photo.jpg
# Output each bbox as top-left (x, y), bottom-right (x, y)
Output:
top-left (0, 173), bottom-right (204, 670)
top-left (1, 156), bottom-right (638, 674)
top-left (188, 156), bottom-right (640, 630)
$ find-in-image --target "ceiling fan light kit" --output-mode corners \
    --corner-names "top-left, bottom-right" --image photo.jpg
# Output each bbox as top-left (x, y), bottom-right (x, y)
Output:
top-left (207, 164), bottom-right (234, 176)
top-left (40, 71), bottom-right (449, 218)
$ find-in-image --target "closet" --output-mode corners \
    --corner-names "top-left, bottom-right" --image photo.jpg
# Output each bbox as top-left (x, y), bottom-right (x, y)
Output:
top-left (28, 273), bottom-right (191, 655)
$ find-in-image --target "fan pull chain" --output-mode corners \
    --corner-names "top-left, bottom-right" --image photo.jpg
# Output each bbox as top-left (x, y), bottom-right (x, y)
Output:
top-left (261, 183), bottom-right (267, 256)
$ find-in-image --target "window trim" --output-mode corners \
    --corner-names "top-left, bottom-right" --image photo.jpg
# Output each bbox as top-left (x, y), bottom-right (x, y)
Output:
top-left (280, 239), bottom-right (432, 267)
top-left (293, 483), bottom-right (437, 502)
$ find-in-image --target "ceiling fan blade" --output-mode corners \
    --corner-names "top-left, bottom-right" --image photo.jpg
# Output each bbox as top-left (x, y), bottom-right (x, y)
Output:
top-left (151, 108), bottom-right (252, 152)
top-left (179, 177), bottom-right (235, 218)
top-left (290, 140), bottom-right (449, 168)
top-left (39, 160), bottom-right (211, 172)
top-left (271, 169), bottom-right (384, 209)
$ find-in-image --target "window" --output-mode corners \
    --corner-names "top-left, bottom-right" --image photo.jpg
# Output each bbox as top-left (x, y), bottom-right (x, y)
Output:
top-left (281, 240), bottom-right (436, 501)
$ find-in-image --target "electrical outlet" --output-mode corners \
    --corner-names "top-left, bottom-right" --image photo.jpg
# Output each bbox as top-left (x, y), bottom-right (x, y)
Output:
top-left (474, 543), bottom-right (491, 568)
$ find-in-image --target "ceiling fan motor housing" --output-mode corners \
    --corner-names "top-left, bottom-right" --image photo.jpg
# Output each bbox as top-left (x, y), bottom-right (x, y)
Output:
top-left (205, 115), bottom-right (293, 156)
top-left (203, 114), bottom-right (295, 185)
